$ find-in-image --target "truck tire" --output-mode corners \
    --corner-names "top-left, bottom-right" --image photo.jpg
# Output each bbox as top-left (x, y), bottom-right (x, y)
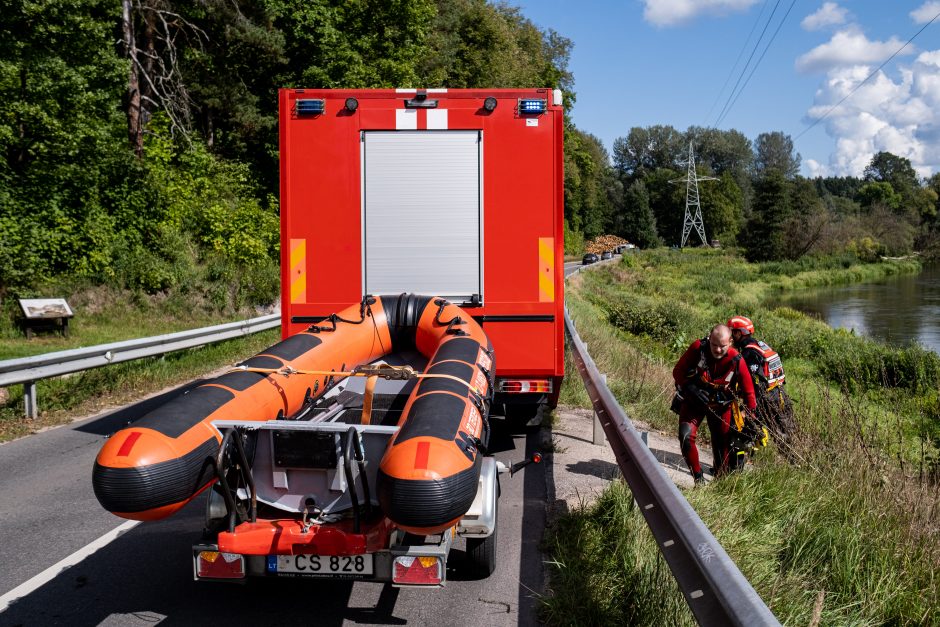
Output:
top-left (464, 497), bottom-right (497, 577)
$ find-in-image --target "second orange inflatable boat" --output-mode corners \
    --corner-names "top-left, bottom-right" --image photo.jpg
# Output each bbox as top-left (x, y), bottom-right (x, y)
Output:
top-left (92, 294), bottom-right (494, 534)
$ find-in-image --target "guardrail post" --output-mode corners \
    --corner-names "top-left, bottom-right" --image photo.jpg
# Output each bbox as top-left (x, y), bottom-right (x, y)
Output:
top-left (24, 381), bottom-right (37, 420)
top-left (593, 374), bottom-right (606, 445)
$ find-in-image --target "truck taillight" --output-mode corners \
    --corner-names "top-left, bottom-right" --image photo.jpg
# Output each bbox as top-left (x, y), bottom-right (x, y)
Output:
top-left (392, 556), bottom-right (442, 585)
top-left (498, 379), bottom-right (552, 394)
top-left (195, 550), bottom-right (245, 579)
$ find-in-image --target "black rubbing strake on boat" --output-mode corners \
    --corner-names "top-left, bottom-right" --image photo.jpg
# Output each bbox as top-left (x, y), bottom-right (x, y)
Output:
top-left (238, 355), bottom-right (284, 371)
top-left (133, 386), bottom-right (235, 439)
top-left (262, 333), bottom-right (322, 361)
top-left (415, 361), bottom-right (474, 397)
top-left (92, 437), bottom-right (218, 513)
top-left (210, 370), bottom-right (267, 392)
top-left (431, 336), bottom-right (482, 365)
top-left (377, 459), bottom-right (480, 528)
top-left (395, 393), bottom-right (466, 443)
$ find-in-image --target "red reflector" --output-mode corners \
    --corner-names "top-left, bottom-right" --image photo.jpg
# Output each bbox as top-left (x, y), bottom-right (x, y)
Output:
top-left (392, 556), bottom-right (442, 585)
top-left (196, 551), bottom-right (245, 579)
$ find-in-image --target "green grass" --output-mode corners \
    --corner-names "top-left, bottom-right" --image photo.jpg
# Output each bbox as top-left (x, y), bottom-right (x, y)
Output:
top-left (0, 329), bottom-right (281, 442)
top-left (0, 283), bottom-right (281, 442)
top-left (541, 250), bottom-right (939, 626)
top-left (0, 284), bottom-right (266, 360)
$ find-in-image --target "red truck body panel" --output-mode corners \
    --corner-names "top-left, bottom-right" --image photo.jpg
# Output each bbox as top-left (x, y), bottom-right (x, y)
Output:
top-left (279, 88), bottom-right (564, 401)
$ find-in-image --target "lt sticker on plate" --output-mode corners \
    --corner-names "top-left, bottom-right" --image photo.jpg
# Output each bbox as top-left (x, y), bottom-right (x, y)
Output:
top-left (526, 118), bottom-right (539, 127)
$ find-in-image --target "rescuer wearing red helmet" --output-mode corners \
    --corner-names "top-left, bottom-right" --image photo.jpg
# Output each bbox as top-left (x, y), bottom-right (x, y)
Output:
top-left (727, 315), bottom-right (794, 444)
top-left (672, 324), bottom-right (757, 484)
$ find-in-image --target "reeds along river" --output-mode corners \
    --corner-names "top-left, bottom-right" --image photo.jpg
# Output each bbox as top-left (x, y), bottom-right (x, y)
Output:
top-left (773, 263), bottom-right (940, 354)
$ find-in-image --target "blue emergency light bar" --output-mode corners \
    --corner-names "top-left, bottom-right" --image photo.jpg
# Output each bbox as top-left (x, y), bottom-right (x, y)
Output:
top-left (518, 98), bottom-right (547, 114)
top-left (296, 99), bottom-right (326, 116)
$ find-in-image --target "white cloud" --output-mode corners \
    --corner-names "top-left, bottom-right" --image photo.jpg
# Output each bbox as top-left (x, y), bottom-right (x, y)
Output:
top-left (803, 50), bottom-right (940, 177)
top-left (801, 2), bottom-right (848, 31)
top-left (911, 1), bottom-right (940, 24)
top-left (641, 0), bottom-right (758, 27)
top-left (796, 26), bottom-right (913, 73)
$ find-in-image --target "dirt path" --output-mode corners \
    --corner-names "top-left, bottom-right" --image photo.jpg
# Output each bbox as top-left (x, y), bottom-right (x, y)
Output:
top-left (546, 406), bottom-right (714, 517)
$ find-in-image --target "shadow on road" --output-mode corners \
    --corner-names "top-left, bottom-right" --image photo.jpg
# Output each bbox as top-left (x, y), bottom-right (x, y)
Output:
top-left (71, 378), bottom-right (209, 437)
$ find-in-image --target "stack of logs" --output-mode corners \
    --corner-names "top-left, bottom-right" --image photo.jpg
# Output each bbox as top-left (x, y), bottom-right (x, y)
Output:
top-left (584, 235), bottom-right (629, 254)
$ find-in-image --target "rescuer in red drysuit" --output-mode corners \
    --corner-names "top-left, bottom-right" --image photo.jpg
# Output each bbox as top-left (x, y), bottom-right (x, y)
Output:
top-left (672, 324), bottom-right (757, 484)
top-left (727, 315), bottom-right (795, 445)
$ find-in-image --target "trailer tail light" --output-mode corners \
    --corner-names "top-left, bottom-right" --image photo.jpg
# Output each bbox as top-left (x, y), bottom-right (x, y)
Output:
top-left (392, 556), bottom-right (442, 585)
top-left (296, 99), bottom-right (325, 116)
top-left (196, 550), bottom-right (245, 579)
top-left (518, 98), bottom-right (546, 114)
top-left (498, 379), bottom-right (552, 394)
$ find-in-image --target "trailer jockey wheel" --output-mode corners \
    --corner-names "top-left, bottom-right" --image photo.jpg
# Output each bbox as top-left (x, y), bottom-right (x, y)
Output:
top-left (464, 495), bottom-right (498, 577)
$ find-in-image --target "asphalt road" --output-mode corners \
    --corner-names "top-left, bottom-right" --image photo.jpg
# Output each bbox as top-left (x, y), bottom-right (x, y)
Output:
top-left (0, 383), bottom-right (548, 626)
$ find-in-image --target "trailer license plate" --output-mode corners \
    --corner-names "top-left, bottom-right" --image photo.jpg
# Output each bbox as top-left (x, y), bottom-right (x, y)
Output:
top-left (273, 554), bottom-right (373, 576)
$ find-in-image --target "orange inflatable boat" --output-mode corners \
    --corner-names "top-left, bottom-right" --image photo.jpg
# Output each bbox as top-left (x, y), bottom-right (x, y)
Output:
top-left (92, 294), bottom-right (494, 534)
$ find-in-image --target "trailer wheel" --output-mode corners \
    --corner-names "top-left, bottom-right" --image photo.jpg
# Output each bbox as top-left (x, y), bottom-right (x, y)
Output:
top-left (464, 498), bottom-right (498, 577)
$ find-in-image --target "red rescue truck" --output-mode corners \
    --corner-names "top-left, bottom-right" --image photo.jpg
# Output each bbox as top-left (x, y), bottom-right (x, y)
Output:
top-left (278, 88), bottom-right (565, 418)
top-left (189, 89), bottom-right (564, 585)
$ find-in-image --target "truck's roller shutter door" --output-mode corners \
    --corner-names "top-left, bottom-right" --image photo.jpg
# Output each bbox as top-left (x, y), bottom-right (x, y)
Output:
top-left (363, 131), bottom-right (482, 302)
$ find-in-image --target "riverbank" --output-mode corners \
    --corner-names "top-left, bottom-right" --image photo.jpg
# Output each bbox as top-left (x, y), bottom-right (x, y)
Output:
top-left (541, 249), bottom-right (938, 626)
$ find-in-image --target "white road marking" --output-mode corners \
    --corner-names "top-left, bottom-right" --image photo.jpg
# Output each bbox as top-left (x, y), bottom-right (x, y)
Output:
top-left (0, 519), bottom-right (141, 613)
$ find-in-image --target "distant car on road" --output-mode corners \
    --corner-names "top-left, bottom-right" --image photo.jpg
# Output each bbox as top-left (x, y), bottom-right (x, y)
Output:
top-left (600, 251), bottom-right (613, 260)
top-left (582, 253), bottom-right (599, 265)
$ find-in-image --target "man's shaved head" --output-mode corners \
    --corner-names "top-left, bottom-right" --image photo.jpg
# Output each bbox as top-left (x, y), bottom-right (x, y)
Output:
top-left (708, 324), bottom-right (732, 359)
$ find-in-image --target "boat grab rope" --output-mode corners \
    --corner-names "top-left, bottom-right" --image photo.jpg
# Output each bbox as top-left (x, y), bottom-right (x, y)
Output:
top-left (229, 363), bottom-right (486, 397)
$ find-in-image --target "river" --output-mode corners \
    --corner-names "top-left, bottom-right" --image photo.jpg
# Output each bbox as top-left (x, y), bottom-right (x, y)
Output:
top-left (772, 263), bottom-right (940, 354)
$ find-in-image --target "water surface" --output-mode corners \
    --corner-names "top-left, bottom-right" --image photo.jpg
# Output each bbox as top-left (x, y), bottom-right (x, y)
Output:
top-left (773, 263), bottom-right (940, 354)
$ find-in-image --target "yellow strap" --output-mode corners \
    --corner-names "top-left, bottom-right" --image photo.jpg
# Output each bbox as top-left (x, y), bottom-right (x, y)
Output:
top-left (731, 400), bottom-right (745, 431)
top-left (362, 375), bottom-right (378, 425)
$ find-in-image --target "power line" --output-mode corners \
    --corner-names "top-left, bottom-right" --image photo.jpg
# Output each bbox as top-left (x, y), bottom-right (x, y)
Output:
top-left (715, 0), bottom-right (798, 129)
top-left (703, 0), bottom-right (769, 125)
top-left (795, 8), bottom-right (940, 140)
top-left (712, 0), bottom-right (782, 128)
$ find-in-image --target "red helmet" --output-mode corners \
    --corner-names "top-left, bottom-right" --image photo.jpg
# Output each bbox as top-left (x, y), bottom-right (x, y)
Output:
top-left (727, 315), bottom-right (754, 335)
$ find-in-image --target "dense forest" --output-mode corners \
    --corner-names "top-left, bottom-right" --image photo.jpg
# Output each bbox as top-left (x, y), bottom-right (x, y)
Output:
top-left (2, 0), bottom-right (938, 312)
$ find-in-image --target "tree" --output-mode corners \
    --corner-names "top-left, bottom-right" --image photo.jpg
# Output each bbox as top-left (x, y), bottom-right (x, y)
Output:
top-left (863, 151), bottom-right (918, 191)
top-left (856, 182), bottom-right (901, 211)
top-left (620, 180), bottom-right (659, 248)
top-left (698, 171), bottom-right (743, 244)
top-left (753, 131), bottom-right (801, 179)
top-left (612, 125), bottom-right (684, 179)
top-left (643, 168), bottom-right (684, 245)
top-left (564, 125), bottom-right (613, 238)
top-left (741, 170), bottom-right (791, 261)
top-left (418, 0), bottom-right (572, 93)
top-left (684, 126), bottom-right (752, 178)
top-left (782, 177), bottom-right (829, 258)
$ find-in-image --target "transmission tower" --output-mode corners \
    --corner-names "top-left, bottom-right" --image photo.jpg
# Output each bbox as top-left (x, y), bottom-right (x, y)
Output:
top-left (672, 141), bottom-right (718, 248)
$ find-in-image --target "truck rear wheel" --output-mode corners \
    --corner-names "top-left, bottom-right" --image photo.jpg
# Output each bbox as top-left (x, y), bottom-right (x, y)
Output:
top-left (464, 498), bottom-right (498, 577)
top-left (504, 401), bottom-right (542, 432)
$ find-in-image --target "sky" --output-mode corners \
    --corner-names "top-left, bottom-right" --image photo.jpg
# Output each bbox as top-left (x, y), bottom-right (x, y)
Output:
top-left (518, 0), bottom-right (940, 178)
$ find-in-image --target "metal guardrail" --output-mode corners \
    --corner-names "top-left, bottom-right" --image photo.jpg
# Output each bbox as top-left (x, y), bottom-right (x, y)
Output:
top-left (564, 307), bottom-right (780, 626)
top-left (0, 314), bottom-right (281, 419)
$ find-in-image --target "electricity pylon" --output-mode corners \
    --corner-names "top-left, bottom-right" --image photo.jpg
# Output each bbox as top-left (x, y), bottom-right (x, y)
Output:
top-left (671, 141), bottom-right (717, 248)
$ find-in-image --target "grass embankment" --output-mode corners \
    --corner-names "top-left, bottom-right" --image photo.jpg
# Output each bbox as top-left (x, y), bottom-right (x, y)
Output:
top-left (543, 249), bottom-right (939, 626)
top-left (0, 286), bottom-right (279, 442)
